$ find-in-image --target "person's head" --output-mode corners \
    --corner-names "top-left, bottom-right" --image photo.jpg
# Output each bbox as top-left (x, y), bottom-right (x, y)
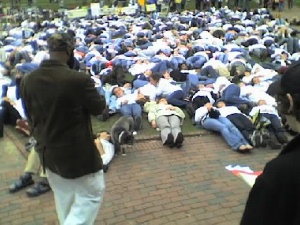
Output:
top-left (251, 77), bottom-right (260, 85)
top-left (238, 81), bottom-right (246, 87)
top-left (157, 97), bottom-right (168, 105)
top-left (47, 32), bottom-right (75, 64)
top-left (277, 60), bottom-right (300, 132)
top-left (98, 130), bottom-right (111, 140)
top-left (281, 51), bottom-right (289, 60)
top-left (112, 86), bottom-right (124, 98)
top-left (258, 99), bottom-right (267, 105)
top-left (216, 100), bottom-right (226, 108)
top-left (162, 70), bottom-right (171, 79)
top-left (198, 84), bottom-right (205, 90)
top-left (180, 63), bottom-right (188, 70)
top-left (144, 69), bottom-right (152, 76)
top-left (149, 72), bottom-right (162, 86)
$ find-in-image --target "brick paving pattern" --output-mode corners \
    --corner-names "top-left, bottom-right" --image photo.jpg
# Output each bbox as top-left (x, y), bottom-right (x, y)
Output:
top-left (0, 126), bottom-right (280, 225)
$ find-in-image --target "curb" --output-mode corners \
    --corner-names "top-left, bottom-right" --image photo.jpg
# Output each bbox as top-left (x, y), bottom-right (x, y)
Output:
top-left (4, 125), bottom-right (213, 159)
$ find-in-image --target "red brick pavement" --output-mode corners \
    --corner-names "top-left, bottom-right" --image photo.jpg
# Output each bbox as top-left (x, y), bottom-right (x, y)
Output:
top-left (0, 128), bottom-right (279, 225)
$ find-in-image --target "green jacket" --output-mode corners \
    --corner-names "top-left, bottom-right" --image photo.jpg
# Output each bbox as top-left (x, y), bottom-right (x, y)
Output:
top-left (147, 102), bottom-right (185, 124)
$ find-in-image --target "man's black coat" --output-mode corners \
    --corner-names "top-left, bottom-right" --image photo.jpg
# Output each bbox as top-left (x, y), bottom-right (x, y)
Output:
top-left (21, 59), bottom-right (106, 179)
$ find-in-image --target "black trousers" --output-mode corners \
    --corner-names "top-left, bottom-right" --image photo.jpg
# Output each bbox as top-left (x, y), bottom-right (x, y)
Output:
top-left (227, 113), bottom-right (255, 141)
top-left (1, 101), bottom-right (22, 126)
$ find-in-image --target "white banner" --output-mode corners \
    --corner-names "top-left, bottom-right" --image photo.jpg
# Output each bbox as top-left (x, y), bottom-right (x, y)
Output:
top-left (90, 3), bottom-right (100, 17)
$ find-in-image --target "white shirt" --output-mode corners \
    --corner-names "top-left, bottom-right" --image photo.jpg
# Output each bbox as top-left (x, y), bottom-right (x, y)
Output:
top-left (194, 106), bottom-right (209, 124)
top-left (240, 85), bottom-right (277, 106)
top-left (100, 139), bottom-right (115, 165)
top-left (218, 106), bottom-right (242, 117)
top-left (154, 78), bottom-right (182, 97)
top-left (116, 91), bottom-right (138, 109)
top-left (249, 105), bottom-right (280, 118)
top-left (192, 89), bottom-right (215, 104)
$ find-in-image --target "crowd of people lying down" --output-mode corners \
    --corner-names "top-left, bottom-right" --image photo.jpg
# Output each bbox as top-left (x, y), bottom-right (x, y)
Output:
top-left (1, 6), bottom-right (300, 167)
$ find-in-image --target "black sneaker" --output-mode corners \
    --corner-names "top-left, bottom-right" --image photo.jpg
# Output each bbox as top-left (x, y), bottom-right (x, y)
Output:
top-left (97, 108), bottom-right (110, 121)
top-left (9, 173), bottom-right (34, 193)
top-left (134, 116), bottom-right (142, 131)
top-left (163, 133), bottom-right (174, 146)
top-left (186, 103), bottom-right (195, 119)
top-left (26, 181), bottom-right (51, 197)
top-left (277, 134), bottom-right (288, 145)
top-left (175, 132), bottom-right (184, 148)
top-left (267, 140), bottom-right (282, 150)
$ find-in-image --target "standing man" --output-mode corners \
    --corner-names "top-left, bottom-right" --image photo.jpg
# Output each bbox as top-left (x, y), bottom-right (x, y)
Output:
top-left (20, 32), bottom-right (107, 225)
top-left (240, 60), bottom-right (300, 224)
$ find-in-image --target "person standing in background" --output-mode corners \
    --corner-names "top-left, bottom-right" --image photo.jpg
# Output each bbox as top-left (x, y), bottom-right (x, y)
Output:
top-left (20, 32), bottom-right (107, 225)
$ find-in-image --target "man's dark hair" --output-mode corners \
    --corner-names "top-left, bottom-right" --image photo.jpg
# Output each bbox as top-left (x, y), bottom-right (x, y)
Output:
top-left (47, 32), bottom-right (75, 55)
top-left (276, 60), bottom-right (300, 122)
top-left (150, 72), bottom-right (162, 82)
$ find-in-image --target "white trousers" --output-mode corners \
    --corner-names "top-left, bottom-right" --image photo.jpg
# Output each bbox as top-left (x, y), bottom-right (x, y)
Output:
top-left (46, 169), bottom-right (105, 225)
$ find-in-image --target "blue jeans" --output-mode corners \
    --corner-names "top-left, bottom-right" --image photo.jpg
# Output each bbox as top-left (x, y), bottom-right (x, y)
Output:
top-left (166, 90), bottom-right (187, 108)
top-left (222, 84), bottom-right (249, 107)
top-left (202, 117), bottom-right (249, 150)
top-left (186, 55), bottom-right (207, 69)
top-left (151, 60), bottom-right (172, 73)
top-left (261, 113), bottom-right (286, 142)
top-left (120, 103), bottom-right (142, 117)
top-left (217, 53), bottom-right (229, 64)
top-left (133, 79), bottom-right (149, 89)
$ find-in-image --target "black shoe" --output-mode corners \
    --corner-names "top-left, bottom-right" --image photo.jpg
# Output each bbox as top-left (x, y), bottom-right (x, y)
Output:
top-left (277, 134), bottom-right (288, 144)
top-left (26, 181), bottom-right (51, 197)
top-left (97, 108), bottom-right (110, 121)
top-left (175, 132), bottom-right (184, 148)
top-left (163, 133), bottom-right (174, 146)
top-left (9, 173), bottom-right (34, 193)
top-left (267, 140), bottom-right (282, 150)
top-left (134, 115), bottom-right (142, 131)
top-left (186, 103), bottom-right (195, 119)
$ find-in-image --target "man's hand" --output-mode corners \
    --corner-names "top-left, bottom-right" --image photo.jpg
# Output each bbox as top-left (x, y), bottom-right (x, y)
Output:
top-left (2, 97), bottom-right (15, 106)
top-left (151, 120), bottom-right (157, 128)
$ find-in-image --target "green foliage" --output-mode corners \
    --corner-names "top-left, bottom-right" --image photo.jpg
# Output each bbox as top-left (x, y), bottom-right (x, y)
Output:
top-left (2, 0), bottom-right (299, 11)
